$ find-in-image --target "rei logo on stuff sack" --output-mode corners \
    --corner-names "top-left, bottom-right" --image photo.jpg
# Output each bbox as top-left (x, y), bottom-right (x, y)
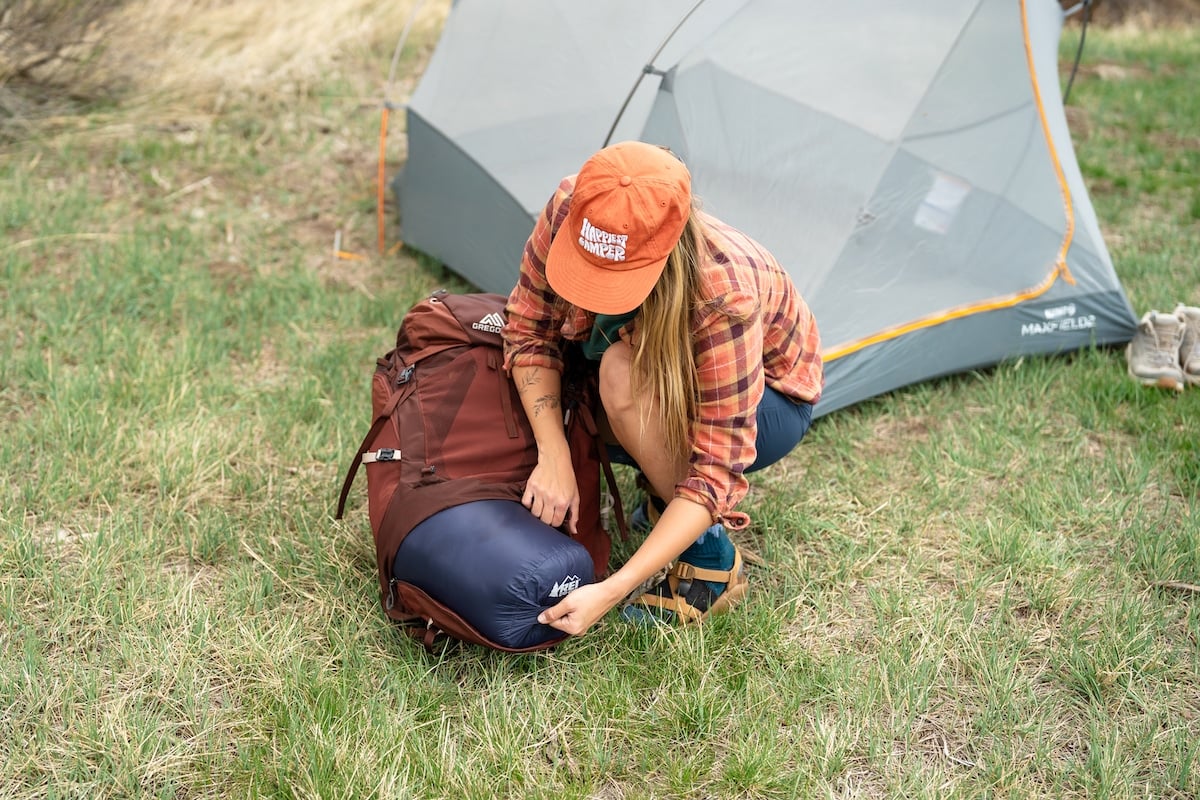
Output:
top-left (550, 575), bottom-right (581, 598)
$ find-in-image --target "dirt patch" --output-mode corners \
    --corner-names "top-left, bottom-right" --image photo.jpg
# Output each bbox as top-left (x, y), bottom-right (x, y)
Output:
top-left (1077, 61), bottom-right (1158, 82)
top-left (1076, 0), bottom-right (1200, 25)
top-left (908, 714), bottom-right (978, 771)
top-left (863, 412), bottom-right (937, 460)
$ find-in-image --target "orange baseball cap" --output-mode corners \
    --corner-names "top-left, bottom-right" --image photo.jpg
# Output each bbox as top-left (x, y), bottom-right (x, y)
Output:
top-left (545, 141), bottom-right (692, 315)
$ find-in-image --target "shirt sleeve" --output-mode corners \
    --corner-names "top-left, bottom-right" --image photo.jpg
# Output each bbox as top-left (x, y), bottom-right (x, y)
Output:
top-left (675, 290), bottom-right (763, 523)
top-left (502, 178), bottom-right (573, 374)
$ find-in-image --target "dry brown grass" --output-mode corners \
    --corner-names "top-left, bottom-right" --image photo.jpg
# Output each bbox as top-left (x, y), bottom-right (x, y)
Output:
top-left (0, 0), bottom-right (456, 315)
top-left (2, 0), bottom-right (451, 126)
top-left (1084, 0), bottom-right (1200, 26)
top-left (106, 0), bottom-right (448, 103)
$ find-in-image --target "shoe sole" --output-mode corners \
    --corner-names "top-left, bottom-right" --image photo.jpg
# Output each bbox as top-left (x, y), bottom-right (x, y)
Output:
top-left (1127, 366), bottom-right (1185, 391)
top-left (1134, 375), bottom-right (1185, 391)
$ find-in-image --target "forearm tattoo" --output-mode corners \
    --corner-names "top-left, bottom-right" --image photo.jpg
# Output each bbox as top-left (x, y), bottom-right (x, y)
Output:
top-left (532, 394), bottom-right (560, 419)
top-left (517, 368), bottom-right (540, 394)
top-left (517, 367), bottom-right (561, 419)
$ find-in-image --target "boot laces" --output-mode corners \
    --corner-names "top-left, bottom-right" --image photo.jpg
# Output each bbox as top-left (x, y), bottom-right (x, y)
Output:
top-left (1143, 317), bottom-right (1182, 367)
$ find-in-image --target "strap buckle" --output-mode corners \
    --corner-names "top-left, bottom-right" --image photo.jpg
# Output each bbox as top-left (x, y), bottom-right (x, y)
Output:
top-left (362, 448), bottom-right (401, 464)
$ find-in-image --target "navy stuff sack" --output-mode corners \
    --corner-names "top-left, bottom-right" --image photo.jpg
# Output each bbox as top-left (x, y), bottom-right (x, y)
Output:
top-left (392, 499), bottom-right (596, 650)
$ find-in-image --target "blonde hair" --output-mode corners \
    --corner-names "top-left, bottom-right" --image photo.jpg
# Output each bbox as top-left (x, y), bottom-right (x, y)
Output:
top-left (630, 211), bottom-right (705, 464)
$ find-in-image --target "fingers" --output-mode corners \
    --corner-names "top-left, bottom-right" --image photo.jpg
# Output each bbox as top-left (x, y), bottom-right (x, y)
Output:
top-left (522, 489), bottom-right (571, 529)
top-left (538, 599), bottom-right (581, 634)
top-left (537, 602), bottom-right (562, 626)
top-left (535, 500), bottom-right (567, 527)
top-left (544, 501), bottom-right (567, 528)
top-left (566, 494), bottom-right (580, 535)
top-left (538, 584), bottom-right (610, 636)
top-left (537, 599), bottom-right (570, 630)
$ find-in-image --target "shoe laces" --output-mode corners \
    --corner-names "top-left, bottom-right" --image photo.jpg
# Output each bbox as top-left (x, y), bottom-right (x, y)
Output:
top-left (1179, 310), bottom-right (1200, 353)
top-left (1140, 315), bottom-right (1184, 366)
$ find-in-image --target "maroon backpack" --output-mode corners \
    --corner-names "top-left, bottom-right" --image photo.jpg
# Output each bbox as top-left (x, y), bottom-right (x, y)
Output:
top-left (335, 290), bottom-right (624, 651)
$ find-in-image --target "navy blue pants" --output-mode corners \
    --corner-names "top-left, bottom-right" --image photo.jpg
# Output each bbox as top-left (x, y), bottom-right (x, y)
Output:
top-left (607, 386), bottom-right (813, 473)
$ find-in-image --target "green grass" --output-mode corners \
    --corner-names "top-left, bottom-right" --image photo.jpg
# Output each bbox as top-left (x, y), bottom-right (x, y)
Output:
top-left (3, 20), bottom-right (1200, 800)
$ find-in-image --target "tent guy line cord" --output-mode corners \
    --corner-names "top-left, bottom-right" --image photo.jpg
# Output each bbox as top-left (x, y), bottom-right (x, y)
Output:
top-left (603, 0), bottom-right (713, 148)
top-left (1061, 0), bottom-right (1093, 105)
top-left (376, 107), bottom-right (391, 255)
top-left (374, 0), bottom-right (433, 256)
top-left (385, 0), bottom-right (430, 105)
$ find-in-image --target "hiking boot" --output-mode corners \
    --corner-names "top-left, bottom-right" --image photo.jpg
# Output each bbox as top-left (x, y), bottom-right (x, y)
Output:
top-left (1126, 310), bottom-right (1185, 391)
top-left (621, 524), bottom-right (747, 625)
top-left (630, 472), bottom-right (667, 533)
top-left (1175, 304), bottom-right (1200, 386)
top-left (630, 495), bottom-right (666, 533)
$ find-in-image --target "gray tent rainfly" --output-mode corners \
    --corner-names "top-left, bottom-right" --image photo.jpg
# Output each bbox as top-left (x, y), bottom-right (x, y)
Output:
top-left (396, 0), bottom-right (1136, 417)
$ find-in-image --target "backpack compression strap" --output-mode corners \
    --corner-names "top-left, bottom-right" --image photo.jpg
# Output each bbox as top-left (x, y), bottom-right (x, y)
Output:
top-left (335, 377), bottom-right (416, 520)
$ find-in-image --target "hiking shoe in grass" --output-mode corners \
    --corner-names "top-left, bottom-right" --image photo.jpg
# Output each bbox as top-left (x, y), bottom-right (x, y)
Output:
top-left (1174, 304), bottom-right (1200, 386)
top-left (629, 495), bottom-right (666, 534)
top-left (630, 472), bottom-right (667, 533)
top-left (1126, 310), bottom-right (1185, 391)
top-left (621, 530), bottom-right (747, 626)
top-left (629, 502), bottom-right (653, 534)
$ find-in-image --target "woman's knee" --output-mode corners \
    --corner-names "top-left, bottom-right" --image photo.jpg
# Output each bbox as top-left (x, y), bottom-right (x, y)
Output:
top-left (598, 341), bottom-right (635, 421)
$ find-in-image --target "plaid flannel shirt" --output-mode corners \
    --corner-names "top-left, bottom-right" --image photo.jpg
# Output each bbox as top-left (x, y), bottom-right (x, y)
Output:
top-left (504, 175), bottom-right (823, 524)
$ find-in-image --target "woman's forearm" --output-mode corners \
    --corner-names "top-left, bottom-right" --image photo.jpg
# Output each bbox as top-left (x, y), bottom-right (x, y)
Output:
top-left (511, 365), bottom-right (568, 451)
top-left (512, 364), bottom-right (579, 529)
top-left (604, 497), bottom-right (712, 599)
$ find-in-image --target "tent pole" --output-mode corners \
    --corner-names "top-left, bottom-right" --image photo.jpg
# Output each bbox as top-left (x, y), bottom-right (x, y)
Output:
top-left (1062, 0), bottom-right (1093, 104)
top-left (602, 0), bottom-right (712, 147)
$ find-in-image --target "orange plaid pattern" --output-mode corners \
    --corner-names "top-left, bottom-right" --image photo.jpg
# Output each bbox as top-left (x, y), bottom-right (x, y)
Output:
top-left (504, 175), bottom-right (823, 522)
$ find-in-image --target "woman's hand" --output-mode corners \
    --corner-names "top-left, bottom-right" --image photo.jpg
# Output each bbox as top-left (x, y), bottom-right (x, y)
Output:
top-left (537, 499), bottom-right (717, 637)
top-left (511, 364), bottom-right (579, 533)
top-left (523, 439), bottom-right (579, 533)
top-left (537, 581), bottom-right (620, 635)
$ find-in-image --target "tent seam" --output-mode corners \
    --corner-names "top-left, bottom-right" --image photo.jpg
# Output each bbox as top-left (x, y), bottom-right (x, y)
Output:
top-left (823, 0), bottom-right (1079, 364)
top-left (1022, 0), bottom-right (1077, 285)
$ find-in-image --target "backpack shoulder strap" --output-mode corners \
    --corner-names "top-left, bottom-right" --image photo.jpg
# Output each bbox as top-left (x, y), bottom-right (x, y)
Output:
top-left (570, 398), bottom-right (628, 540)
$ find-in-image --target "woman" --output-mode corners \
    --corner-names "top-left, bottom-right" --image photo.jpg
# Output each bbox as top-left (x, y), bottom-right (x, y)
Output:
top-left (503, 141), bottom-right (823, 635)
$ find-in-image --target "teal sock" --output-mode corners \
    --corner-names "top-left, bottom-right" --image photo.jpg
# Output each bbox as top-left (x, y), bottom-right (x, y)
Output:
top-left (678, 525), bottom-right (735, 596)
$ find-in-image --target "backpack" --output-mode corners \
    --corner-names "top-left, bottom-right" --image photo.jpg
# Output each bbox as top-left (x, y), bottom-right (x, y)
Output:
top-left (335, 290), bottom-right (625, 652)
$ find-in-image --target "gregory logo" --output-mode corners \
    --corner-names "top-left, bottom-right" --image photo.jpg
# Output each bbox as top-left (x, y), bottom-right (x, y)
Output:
top-left (471, 312), bottom-right (505, 335)
top-left (549, 575), bottom-right (581, 598)
top-left (578, 217), bottom-right (628, 262)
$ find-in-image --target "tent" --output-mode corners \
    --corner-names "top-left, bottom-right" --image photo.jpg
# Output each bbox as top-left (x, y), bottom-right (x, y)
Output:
top-left (395, 0), bottom-right (1136, 417)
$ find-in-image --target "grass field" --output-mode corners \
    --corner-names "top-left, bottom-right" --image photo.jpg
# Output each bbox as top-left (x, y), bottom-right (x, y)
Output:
top-left (2, 3), bottom-right (1199, 798)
